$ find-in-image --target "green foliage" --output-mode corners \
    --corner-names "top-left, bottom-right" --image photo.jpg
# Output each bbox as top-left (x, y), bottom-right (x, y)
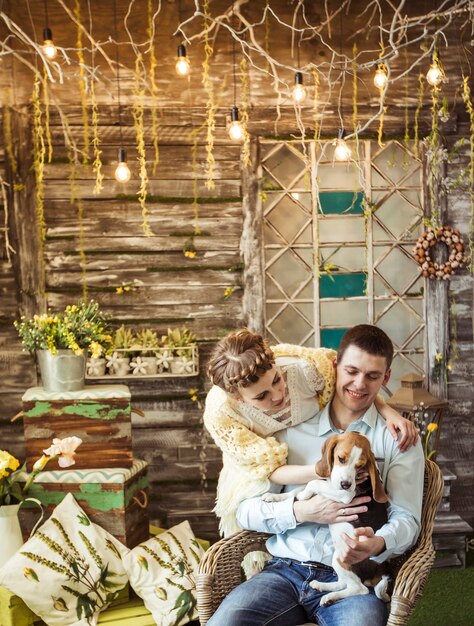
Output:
top-left (112, 325), bottom-right (136, 350)
top-left (134, 329), bottom-right (160, 350)
top-left (162, 327), bottom-right (197, 349)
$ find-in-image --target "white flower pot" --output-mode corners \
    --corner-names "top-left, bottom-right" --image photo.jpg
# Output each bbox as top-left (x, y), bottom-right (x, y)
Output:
top-left (141, 355), bottom-right (158, 375)
top-left (87, 357), bottom-right (107, 377)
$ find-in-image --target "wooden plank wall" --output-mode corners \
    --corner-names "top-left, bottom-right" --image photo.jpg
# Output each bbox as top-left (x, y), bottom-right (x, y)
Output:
top-left (1, 104), bottom-right (473, 539)
top-left (441, 124), bottom-right (474, 529)
top-left (1, 106), bottom-right (246, 540)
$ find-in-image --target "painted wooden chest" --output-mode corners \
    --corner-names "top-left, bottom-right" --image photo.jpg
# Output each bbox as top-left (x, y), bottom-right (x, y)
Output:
top-left (22, 384), bottom-right (132, 470)
top-left (19, 459), bottom-right (149, 548)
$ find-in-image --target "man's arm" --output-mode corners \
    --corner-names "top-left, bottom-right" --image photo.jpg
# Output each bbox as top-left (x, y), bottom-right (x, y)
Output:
top-left (237, 490), bottom-right (372, 532)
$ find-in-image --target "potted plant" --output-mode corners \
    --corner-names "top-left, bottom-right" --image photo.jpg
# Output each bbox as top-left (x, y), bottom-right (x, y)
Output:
top-left (130, 329), bottom-right (160, 375)
top-left (107, 325), bottom-right (135, 376)
top-left (162, 327), bottom-right (198, 375)
top-left (14, 301), bottom-right (111, 392)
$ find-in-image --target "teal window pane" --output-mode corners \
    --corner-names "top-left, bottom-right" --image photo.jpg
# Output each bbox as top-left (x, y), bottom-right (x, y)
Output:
top-left (319, 191), bottom-right (364, 214)
top-left (320, 272), bottom-right (366, 298)
top-left (321, 328), bottom-right (349, 350)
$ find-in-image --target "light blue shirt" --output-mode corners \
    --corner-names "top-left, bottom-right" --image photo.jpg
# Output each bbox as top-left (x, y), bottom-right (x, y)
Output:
top-left (236, 402), bottom-right (425, 566)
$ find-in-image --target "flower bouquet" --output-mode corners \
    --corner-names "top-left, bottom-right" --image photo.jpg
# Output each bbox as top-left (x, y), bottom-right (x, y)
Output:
top-left (0, 437), bottom-right (82, 506)
top-left (0, 437), bottom-right (82, 565)
top-left (14, 301), bottom-right (112, 391)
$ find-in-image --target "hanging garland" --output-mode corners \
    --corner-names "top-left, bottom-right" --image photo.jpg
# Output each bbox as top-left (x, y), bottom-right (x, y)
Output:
top-left (413, 225), bottom-right (466, 279)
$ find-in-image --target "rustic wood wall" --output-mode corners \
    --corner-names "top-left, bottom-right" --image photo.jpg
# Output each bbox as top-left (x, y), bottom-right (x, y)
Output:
top-left (1, 109), bottom-right (473, 540)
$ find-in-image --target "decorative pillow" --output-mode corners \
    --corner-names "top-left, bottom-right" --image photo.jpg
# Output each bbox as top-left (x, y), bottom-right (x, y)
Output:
top-left (0, 492), bottom-right (129, 626)
top-left (122, 520), bottom-right (205, 626)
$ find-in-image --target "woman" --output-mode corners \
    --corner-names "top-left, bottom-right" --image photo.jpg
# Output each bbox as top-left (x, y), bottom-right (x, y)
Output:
top-left (204, 329), bottom-right (417, 540)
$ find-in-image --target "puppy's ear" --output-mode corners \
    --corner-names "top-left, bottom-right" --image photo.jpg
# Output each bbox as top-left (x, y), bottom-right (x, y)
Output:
top-left (315, 435), bottom-right (339, 478)
top-left (367, 450), bottom-right (388, 503)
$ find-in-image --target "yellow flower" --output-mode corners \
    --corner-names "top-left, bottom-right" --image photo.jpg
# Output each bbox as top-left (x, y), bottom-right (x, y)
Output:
top-left (184, 250), bottom-right (197, 258)
top-left (427, 423), bottom-right (438, 433)
top-left (0, 450), bottom-right (20, 478)
top-left (435, 352), bottom-right (443, 362)
top-left (116, 286), bottom-right (124, 294)
top-left (446, 363), bottom-right (452, 371)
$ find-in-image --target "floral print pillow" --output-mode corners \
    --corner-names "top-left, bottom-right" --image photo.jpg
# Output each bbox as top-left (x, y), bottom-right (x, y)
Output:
top-left (122, 521), bottom-right (205, 626)
top-left (0, 493), bottom-right (128, 625)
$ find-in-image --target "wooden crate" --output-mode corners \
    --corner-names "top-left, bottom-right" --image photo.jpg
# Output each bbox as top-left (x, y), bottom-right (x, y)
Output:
top-left (19, 459), bottom-right (149, 548)
top-left (22, 384), bottom-right (132, 470)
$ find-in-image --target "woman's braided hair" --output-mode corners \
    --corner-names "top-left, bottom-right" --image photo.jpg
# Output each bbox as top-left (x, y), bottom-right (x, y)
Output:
top-left (207, 328), bottom-right (275, 395)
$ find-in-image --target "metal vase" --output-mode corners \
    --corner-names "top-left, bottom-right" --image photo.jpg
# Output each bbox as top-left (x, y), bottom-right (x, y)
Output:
top-left (37, 349), bottom-right (86, 392)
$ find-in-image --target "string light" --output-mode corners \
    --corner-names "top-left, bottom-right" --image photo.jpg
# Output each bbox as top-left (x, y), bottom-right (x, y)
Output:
top-left (334, 129), bottom-right (351, 161)
top-left (113, 0), bottom-right (131, 183)
top-left (228, 106), bottom-right (244, 141)
top-left (374, 63), bottom-right (388, 90)
top-left (175, 44), bottom-right (190, 76)
top-left (426, 60), bottom-right (443, 86)
top-left (42, 1), bottom-right (57, 60)
top-left (292, 71), bottom-right (307, 103)
top-left (115, 148), bottom-right (131, 183)
top-left (228, 17), bottom-right (244, 142)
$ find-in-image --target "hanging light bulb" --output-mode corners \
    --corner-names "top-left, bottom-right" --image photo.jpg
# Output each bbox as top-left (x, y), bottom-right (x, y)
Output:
top-left (292, 71), bottom-right (307, 103)
top-left (374, 63), bottom-right (388, 90)
top-left (42, 26), bottom-right (57, 60)
top-left (426, 61), bottom-right (443, 87)
top-left (175, 44), bottom-right (190, 76)
top-left (228, 107), bottom-right (244, 141)
top-left (334, 129), bottom-right (351, 161)
top-left (115, 148), bottom-right (131, 183)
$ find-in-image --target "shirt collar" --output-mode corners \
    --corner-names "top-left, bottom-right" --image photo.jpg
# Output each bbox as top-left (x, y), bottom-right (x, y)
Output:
top-left (318, 402), bottom-right (379, 435)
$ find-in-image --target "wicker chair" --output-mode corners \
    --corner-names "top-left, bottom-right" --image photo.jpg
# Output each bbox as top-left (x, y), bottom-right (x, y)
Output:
top-left (196, 459), bottom-right (443, 626)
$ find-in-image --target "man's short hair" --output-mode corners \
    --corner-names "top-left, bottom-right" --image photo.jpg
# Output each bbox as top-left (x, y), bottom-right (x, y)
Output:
top-left (337, 324), bottom-right (394, 370)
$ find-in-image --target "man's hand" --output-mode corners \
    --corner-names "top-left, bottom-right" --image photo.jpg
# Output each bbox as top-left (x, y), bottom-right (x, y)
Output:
top-left (293, 494), bottom-right (371, 525)
top-left (339, 527), bottom-right (386, 565)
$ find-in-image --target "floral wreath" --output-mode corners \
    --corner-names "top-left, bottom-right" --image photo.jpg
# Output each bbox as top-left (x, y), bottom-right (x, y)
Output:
top-left (413, 225), bottom-right (466, 279)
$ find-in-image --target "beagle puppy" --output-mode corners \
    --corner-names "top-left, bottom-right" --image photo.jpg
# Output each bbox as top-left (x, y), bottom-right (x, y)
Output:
top-left (263, 431), bottom-right (390, 606)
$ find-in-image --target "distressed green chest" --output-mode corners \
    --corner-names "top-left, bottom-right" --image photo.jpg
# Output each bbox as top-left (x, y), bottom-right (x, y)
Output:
top-left (22, 385), bottom-right (132, 471)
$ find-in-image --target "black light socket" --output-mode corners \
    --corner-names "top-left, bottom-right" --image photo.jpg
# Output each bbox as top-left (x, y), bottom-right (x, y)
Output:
top-left (230, 106), bottom-right (240, 122)
top-left (337, 128), bottom-right (346, 140)
top-left (177, 44), bottom-right (187, 58)
top-left (295, 71), bottom-right (304, 85)
top-left (118, 147), bottom-right (127, 162)
top-left (43, 26), bottom-right (53, 40)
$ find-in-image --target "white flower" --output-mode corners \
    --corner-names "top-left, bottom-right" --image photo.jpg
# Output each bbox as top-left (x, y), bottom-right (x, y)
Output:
top-left (156, 349), bottom-right (172, 370)
top-left (43, 436), bottom-right (83, 468)
top-left (87, 358), bottom-right (104, 376)
top-left (105, 352), bottom-right (121, 370)
top-left (130, 356), bottom-right (148, 375)
top-left (174, 356), bottom-right (195, 374)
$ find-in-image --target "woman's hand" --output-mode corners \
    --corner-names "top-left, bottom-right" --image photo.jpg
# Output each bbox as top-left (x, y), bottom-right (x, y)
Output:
top-left (386, 415), bottom-right (419, 452)
top-left (293, 494), bottom-right (370, 525)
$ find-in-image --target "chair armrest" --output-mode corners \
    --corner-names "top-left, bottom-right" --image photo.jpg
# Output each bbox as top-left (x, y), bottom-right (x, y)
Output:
top-left (196, 530), bottom-right (270, 625)
top-left (387, 459), bottom-right (444, 626)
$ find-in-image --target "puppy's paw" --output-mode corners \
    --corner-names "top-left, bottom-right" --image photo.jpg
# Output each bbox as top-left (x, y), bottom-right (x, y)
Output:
top-left (261, 492), bottom-right (288, 502)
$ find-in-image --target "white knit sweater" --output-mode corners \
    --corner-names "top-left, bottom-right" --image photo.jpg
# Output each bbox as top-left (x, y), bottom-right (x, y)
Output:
top-left (203, 344), bottom-right (336, 537)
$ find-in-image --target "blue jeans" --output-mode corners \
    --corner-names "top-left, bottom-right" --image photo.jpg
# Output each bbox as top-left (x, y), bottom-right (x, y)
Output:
top-left (207, 558), bottom-right (388, 626)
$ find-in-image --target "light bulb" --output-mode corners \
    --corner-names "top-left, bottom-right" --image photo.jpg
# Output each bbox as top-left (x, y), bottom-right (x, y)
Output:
top-left (334, 131), bottom-right (351, 161)
top-left (374, 64), bottom-right (388, 90)
top-left (292, 71), bottom-right (307, 103)
top-left (176, 44), bottom-right (190, 76)
top-left (228, 106), bottom-right (244, 141)
top-left (42, 27), bottom-right (57, 60)
top-left (115, 148), bottom-right (131, 183)
top-left (426, 62), bottom-right (443, 87)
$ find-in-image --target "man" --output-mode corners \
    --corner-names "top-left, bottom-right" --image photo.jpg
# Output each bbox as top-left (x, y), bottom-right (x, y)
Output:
top-left (207, 325), bottom-right (424, 626)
